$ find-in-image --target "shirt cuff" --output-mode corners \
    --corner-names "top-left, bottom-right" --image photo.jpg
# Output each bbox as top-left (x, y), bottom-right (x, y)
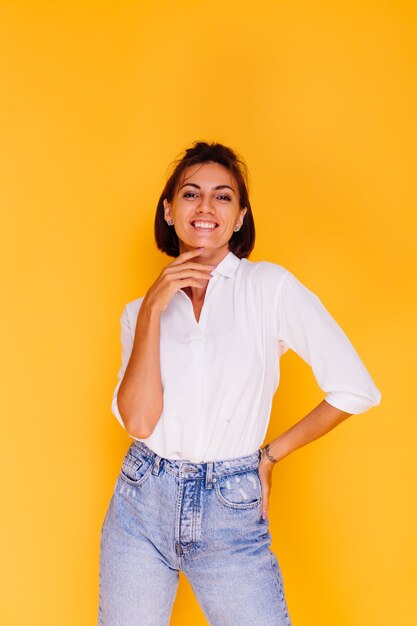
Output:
top-left (111, 382), bottom-right (127, 430)
top-left (324, 389), bottom-right (382, 414)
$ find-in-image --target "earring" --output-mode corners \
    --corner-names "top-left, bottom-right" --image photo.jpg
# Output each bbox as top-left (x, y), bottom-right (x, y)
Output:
top-left (233, 225), bottom-right (240, 232)
top-left (167, 219), bottom-right (174, 226)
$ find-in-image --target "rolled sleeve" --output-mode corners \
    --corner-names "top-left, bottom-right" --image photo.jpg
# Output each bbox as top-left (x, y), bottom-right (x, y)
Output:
top-left (111, 304), bottom-right (134, 429)
top-left (276, 270), bottom-right (382, 414)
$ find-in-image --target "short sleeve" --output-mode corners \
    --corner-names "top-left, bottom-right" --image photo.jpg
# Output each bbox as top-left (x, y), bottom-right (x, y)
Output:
top-left (276, 270), bottom-right (382, 414)
top-left (111, 304), bottom-right (134, 429)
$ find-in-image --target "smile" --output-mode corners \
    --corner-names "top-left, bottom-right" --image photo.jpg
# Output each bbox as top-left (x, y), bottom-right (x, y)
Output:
top-left (191, 221), bottom-right (219, 231)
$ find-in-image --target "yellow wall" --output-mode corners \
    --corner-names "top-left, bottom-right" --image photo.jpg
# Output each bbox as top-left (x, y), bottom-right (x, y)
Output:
top-left (1, 1), bottom-right (415, 624)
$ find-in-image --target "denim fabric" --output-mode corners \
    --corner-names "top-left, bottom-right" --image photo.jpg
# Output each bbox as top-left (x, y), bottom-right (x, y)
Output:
top-left (98, 440), bottom-right (292, 625)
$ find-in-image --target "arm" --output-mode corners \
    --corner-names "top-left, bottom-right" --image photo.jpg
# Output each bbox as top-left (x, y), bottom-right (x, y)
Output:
top-left (262, 399), bottom-right (352, 465)
top-left (116, 301), bottom-right (163, 439)
top-left (258, 269), bottom-right (382, 518)
top-left (258, 400), bottom-right (352, 519)
top-left (111, 248), bottom-right (215, 438)
top-left (274, 270), bottom-right (382, 414)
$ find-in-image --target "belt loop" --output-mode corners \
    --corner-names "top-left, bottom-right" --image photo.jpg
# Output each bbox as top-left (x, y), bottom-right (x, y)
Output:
top-left (205, 461), bottom-right (214, 489)
top-left (152, 453), bottom-right (162, 476)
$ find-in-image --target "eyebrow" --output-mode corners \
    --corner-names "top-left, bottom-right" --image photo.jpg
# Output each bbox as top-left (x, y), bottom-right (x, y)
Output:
top-left (179, 183), bottom-right (235, 193)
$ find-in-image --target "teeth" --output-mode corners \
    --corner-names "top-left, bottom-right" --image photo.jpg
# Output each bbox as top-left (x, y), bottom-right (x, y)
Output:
top-left (192, 222), bottom-right (217, 229)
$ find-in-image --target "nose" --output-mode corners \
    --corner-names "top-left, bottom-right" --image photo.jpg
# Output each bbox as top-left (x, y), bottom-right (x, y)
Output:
top-left (196, 195), bottom-right (215, 213)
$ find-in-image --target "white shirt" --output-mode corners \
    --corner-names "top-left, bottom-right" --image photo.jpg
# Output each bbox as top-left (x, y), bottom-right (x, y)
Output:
top-left (111, 251), bottom-right (381, 462)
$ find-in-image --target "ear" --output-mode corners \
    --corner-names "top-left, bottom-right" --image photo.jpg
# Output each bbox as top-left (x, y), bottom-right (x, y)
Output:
top-left (238, 206), bottom-right (248, 227)
top-left (163, 199), bottom-right (172, 221)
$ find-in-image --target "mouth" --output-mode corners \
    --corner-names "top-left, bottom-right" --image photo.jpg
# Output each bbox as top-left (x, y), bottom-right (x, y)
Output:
top-left (190, 220), bottom-right (219, 231)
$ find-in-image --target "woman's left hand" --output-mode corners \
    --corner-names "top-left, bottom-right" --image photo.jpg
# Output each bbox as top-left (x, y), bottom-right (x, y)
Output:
top-left (258, 451), bottom-right (275, 520)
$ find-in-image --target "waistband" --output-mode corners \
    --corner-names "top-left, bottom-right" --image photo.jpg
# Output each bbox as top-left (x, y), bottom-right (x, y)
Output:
top-left (130, 440), bottom-right (262, 490)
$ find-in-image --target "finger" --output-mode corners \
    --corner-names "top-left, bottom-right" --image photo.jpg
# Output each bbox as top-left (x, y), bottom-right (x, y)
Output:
top-left (167, 269), bottom-right (215, 282)
top-left (164, 261), bottom-right (215, 274)
top-left (169, 247), bottom-right (205, 266)
top-left (178, 278), bottom-right (212, 289)
top-left (261, 493), bottom-right (269, 520)
top-left (160, 277), bottom-right (207, 310)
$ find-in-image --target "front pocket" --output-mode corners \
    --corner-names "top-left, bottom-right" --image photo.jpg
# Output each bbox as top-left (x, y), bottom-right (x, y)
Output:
top-left (119, 451), bottom-right (153, 486)
top-left (214, 468), bottom-right (262, 509)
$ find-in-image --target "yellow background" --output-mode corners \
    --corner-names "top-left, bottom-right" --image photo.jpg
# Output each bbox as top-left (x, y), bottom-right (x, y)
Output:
top-left (1, 1), bottom-right (415, 624)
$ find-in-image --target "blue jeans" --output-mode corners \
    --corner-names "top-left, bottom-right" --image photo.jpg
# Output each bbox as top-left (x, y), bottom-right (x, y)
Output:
top-left (98, 440), bottom-right (292, 625)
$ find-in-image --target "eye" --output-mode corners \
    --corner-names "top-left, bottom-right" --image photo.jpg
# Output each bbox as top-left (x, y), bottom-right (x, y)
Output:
top-left (182, 192), bottom-right (232, 201)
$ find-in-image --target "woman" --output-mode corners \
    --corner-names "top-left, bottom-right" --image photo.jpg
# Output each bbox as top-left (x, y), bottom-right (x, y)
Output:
top-left (98, 141), bottom-right (381, 625)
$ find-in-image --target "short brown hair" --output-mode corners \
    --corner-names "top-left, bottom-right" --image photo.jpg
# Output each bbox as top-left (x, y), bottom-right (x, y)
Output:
top-left (154, 141), bottom-right (255, 258)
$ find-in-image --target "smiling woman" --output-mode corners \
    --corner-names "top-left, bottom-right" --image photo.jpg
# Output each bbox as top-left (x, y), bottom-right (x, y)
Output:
top-left (162, 160), bottom-right (248, 269)
top-left (154, 141), bottom-right (255, 260)
top-left (98, 140), bottom-right (381, 626)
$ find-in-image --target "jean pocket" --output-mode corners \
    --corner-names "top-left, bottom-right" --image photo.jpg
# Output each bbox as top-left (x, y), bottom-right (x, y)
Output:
top-left (214, 468), bottom-right (262, 509)
top-left (119, 449), bottom-right (153, 487)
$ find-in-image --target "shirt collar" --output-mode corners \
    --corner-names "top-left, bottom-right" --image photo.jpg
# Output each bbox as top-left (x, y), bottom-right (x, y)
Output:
top-left (213, 250), bottom-right (241, 277)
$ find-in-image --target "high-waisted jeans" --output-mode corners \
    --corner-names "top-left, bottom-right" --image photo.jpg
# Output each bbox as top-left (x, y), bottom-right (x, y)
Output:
top-left (98, 440), bottom-right (292, 625)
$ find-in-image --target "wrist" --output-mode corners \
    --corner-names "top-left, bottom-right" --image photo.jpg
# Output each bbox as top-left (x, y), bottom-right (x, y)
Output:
top-left (139, 298), bottom-right (162, 321)
top-left (262, 443), bottom-right (278, 465)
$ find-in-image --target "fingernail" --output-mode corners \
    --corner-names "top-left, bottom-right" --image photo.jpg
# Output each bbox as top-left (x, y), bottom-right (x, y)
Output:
top-left (262, 511), bottom-right (267, 519)
top-left (209, 264), bottom-right (216, 268)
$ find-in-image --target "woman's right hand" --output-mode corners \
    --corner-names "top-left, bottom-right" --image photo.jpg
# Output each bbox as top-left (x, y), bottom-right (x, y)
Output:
top-left (141, 247), bottom-right (215, 314)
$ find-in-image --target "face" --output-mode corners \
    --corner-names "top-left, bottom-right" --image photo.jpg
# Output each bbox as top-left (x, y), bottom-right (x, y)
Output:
top-left (163, 161), bottom-right (247, 257)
